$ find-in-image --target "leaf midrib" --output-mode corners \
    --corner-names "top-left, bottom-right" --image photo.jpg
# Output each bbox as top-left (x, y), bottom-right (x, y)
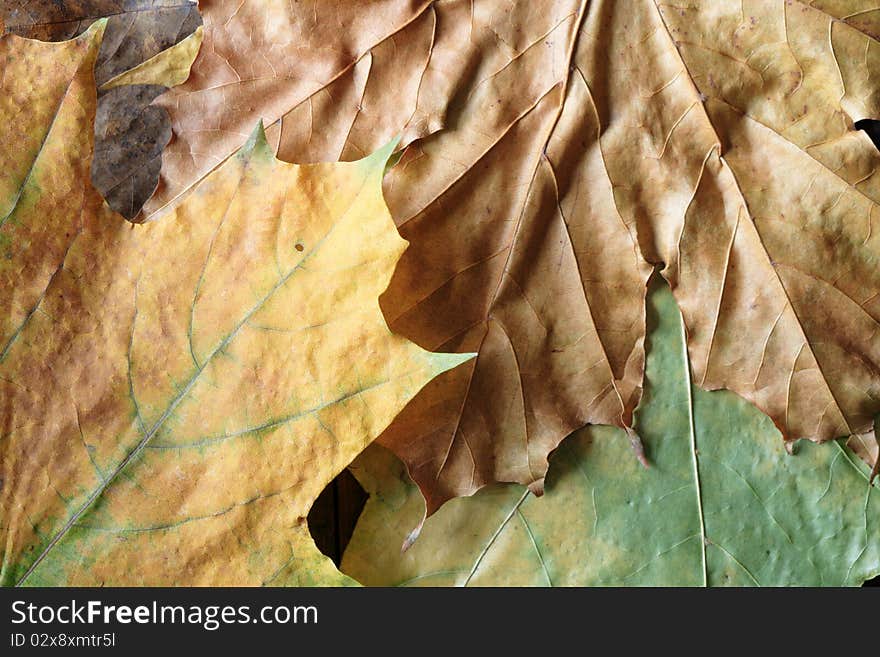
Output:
top-left (651, 0), bottom-right (854, 438)
top-left (678, 302), bottom-right (709, 587)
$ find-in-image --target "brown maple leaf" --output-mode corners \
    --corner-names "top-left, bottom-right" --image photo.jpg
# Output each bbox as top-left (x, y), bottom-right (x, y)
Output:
top-left (380, 0), bottom-right (880, 514)
top-left (142, 0), bottom-right (527, 218)
top-left (132, 0), bottom-right (880, 516)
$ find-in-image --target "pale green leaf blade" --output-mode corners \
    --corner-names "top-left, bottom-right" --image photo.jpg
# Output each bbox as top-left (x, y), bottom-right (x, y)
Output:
top-left (343, 283), bottom-right (880, 586)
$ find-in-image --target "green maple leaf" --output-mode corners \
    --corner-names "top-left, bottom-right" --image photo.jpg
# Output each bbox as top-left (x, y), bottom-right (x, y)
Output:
top-left (343, 283), bottom-right (880, 586)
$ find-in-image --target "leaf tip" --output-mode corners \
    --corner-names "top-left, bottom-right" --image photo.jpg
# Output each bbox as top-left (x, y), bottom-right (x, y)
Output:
top-left (401, 520), bottom-right (424, 553)
top-left (239, 119), bottom-right (274, 161)
top-left (430, 351), bottom-right (477, 377)
top-left (80, 17), bottom-right (109, 43)
top-left (358, 136), bottom-right (401, 175)
top-left (626, 427), bottom-right (650, 469)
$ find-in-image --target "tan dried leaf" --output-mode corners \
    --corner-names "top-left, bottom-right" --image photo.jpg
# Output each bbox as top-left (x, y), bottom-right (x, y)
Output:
top-left (144, 0), bottom-right (880, 515)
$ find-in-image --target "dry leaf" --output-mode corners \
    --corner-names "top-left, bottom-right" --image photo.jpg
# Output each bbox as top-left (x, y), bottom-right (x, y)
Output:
top-left (126, 1), bottom-right (880, 516)
top-left (849, 422), bottom-right (879, 482)
top-left (1, 1), bottom-right (202, 218)
top-left (0, 26), bottom-right (470, 586)
top-left (376, 0), bottom-right (880, 514)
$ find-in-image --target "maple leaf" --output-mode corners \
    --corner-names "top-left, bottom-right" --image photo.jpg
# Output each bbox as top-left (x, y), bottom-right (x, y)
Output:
top-left (0, 26), bottom-right (471, 586)
top-left (376, 0), bottom-right (880, 515)
top-left (342, 283), bottom-right (880, 587)
top-left (116, 0), bottom-right (880, 516)
top-left (1, 0), bottom-right (203, 219)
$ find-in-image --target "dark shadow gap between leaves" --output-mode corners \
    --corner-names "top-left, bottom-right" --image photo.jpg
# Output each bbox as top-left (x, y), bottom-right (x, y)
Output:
top-left (308, 469), bottom-right (368, 567)
top-left (855, 119), bottom-right (880, 152)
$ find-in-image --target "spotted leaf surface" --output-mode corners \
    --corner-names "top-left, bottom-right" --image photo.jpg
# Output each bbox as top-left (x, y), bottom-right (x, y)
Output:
top-left (0, 28), bottom-right (470, 586)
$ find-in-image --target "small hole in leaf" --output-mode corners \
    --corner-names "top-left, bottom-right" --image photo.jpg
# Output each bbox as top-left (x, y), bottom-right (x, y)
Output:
top-left (307, 468), bottom-right (368, 566)
top-left (855, 119), bottom-right (880, 152)
top-left (295, 243), bottom-right (305, 252)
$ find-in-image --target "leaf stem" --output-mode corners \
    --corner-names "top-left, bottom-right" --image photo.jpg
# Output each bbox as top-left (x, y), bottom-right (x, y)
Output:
top-left (680, 309), bottom-right (708, 587)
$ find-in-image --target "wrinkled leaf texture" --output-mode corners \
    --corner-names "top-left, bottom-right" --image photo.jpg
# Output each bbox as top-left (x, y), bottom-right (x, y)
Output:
top-left (0, 25), bottom-right (469, 585)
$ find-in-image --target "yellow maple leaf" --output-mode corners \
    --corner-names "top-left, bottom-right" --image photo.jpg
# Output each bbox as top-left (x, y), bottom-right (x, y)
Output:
top-left (0, 24), bottom-right (471, 586)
